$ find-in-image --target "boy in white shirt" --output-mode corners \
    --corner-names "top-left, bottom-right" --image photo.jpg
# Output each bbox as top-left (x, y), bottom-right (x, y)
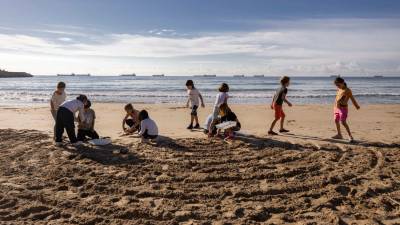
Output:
top-left (185, 80), bottom-right (205, 129)
top-left (50, 82), bottom-right (66, 139)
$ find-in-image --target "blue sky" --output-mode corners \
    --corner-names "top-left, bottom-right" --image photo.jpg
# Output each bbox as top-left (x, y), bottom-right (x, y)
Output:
top-left (0, 0), bottom-right (400, 75)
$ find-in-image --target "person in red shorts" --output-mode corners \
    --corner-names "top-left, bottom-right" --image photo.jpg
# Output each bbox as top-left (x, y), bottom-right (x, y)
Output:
top-left (268, 76), bottom-right (292, 135)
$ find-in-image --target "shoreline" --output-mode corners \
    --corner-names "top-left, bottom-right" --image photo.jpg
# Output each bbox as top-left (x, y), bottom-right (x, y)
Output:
top-left (0, 103), bottom-right (399, 144)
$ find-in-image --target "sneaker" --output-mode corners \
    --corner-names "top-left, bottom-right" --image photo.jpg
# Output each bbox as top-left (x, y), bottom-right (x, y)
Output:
top-left (268, 131), bottom-right (278, 135)
top-left (72, 141), bottom-right (83, 147)
top-left (331, 134), bottom-right (343, 140)
top-left (194, 124), bottom-right (200, 129)
top-left (55, 142), bottom-right (63, 147)
top-left (187, 124), bottom-right (193, 129)
top-left (279, 129), bottom-right (290, 133)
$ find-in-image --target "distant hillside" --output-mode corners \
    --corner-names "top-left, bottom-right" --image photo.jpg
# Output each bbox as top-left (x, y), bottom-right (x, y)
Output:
top-left (0, 70), bottom-right (33, 78)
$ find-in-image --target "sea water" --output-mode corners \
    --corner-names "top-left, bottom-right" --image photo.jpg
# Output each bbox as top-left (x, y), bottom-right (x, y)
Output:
top-left (0, 76), bottom-right (399, 106)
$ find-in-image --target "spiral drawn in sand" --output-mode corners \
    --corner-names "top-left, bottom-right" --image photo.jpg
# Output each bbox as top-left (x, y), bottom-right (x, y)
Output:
top-left (0, 129), bottom-right (399, 224)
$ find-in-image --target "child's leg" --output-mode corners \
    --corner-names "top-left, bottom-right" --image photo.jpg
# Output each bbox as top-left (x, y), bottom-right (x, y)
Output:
top-left (77, 129), bottom-right (85, 141)
top-left (90, 130), bottom-right (100, 139)
top-left (341, 120), bottom-right (353, 140)
top-left (64, 113), bottom-right (78, 143)
top-left (194, 115), bottom-right (199, 125)
top-left (269, 118), bottom-right (279, 131)
top-left (190, 115), bottom-right (195, 125)
top-left (279, 115), bottom-right (285, 130)
top-left (55, 110), bottom-right (64, 142)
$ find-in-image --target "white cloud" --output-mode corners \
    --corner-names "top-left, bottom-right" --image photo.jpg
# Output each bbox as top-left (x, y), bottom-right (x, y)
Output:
top-left (0, 18), bottom-right (399, 75)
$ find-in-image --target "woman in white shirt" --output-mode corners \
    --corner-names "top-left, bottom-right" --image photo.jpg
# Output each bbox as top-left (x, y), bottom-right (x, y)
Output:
top-left (55, 95), bottom-right (87, 146)
top-left (138, 110), bottom-right (158, 143)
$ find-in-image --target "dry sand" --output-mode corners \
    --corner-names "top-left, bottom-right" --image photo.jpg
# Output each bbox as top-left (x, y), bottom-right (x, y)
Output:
top-left (0, 104), bottom-right (399, 224)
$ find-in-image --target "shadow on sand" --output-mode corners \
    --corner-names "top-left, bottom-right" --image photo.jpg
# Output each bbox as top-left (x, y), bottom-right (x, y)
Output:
top-left (61, 142), bottom-right (143, 166)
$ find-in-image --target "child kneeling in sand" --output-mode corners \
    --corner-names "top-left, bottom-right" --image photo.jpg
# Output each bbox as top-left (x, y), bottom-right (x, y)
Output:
top-left (268, 76), bottom-right (292, 135)
top-left (218, 103), bottom-right (241, 141)
top-left (77, 100), bottom-right (100, 141)
top-left (55, 95), bottom-right (88, 146)
top-left (138, 110), bottom-right (159, 143)
top-left (122, 103), bottom-right (140, 134)
top-left (332, 77), bottom-right (360, 142)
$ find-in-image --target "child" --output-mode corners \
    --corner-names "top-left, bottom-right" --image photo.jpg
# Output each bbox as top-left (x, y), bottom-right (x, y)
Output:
top-left (122, 103), bottom-right (140, 134)
top-left (50, 82), bottom-right (66, 138)
top-left (203, 113), bottom-right (218, 135)
top-left (332, 77), bottom-right (360, 142)
top-left (55, 95), bottom-right (88, 146)
top-left (209, 83), bottom-right (229, 136)
top-left (268, 76), bottom-right (292, 135)
top-left (218, 103), bottom-right (241, 141)
top-left (185, 80), bottom-right (205, 129)
top-left (77, 100), bottom-right (99, 141)
top-left (138, 110), bottom-right (159, 143)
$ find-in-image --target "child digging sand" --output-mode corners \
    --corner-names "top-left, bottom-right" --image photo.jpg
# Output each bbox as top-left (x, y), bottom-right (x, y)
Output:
top-left (268, 76), bottom-right (292, 135)
top-left (122, 103), bottom-right (140, 134)
top-left (185, 80), bottom-right (205, 129)
top-left (332, 77), bottom-right (360, 142)
top-left (138, 110), bottom-right (159, 143)
top-left (77, 100), bottom-right (100, 141)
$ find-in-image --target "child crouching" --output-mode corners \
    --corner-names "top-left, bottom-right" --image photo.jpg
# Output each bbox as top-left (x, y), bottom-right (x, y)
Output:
top-left (218, 103), bottom-right (241, 141)
top-left (138, 110), bottom-right (159, 143)
top-left (77, 100), bottom-right (100, 141)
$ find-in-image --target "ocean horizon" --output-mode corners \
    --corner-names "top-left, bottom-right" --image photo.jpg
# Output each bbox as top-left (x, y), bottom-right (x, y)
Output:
top-left (0, 76), bottom-right (399, 106)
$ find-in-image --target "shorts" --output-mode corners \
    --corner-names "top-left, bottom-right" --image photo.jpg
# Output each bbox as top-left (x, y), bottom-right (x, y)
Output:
top-left (274, 104), bottom-right (285, 119)
top-left (334, 107), bottom-right (348, 122)
top-left (190, 105), bottom-right (199, 116)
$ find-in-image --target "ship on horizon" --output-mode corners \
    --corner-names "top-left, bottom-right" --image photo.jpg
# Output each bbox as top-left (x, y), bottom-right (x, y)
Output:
top-left (120, 73), bottom-right (136, 77)
top-left (0, 69), bottom-right (33, 78)
top-left (152, 74), bottom-right (165, 77)
top-left (253, 75), bottom-right (264, 77)
top-left (57, 73), bottom-right (91, 77)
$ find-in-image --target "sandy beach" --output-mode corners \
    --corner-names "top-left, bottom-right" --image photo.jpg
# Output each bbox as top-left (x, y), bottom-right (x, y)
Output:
top-left (0, 104), bottom-right (400, 224)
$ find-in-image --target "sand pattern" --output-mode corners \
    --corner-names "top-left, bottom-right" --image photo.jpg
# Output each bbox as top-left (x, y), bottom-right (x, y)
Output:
top-left (0, 129), bottom-right (399, 224)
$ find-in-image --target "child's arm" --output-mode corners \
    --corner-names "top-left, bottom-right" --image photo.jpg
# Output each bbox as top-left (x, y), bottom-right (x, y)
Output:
top-left (199, 93), bottom-right (205, 107)
top-left (50, 95), bottom-right (55, 111)
top-left (283, 94), bottom-right (292, 107)
top-left (350, 95), bottom-right (360, 109)
top-left (122, 114), bottom-right (128, 131)
top-left (138, 121), bottom-right (146, 136)
top-left (186, 97), bottom-right (190, 108)
top-left (270, 94), bottom-right (276, 109)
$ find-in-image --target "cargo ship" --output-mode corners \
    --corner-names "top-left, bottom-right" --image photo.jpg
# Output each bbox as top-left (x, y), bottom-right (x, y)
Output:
top-left (0, 69), bottom-right (33, 78)
top-left (120, 73), bottom-right (136, 77)
top-left (57, 73), bottom-right (91, 76)
top-left (152, 74), bottom-right (165, 77)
